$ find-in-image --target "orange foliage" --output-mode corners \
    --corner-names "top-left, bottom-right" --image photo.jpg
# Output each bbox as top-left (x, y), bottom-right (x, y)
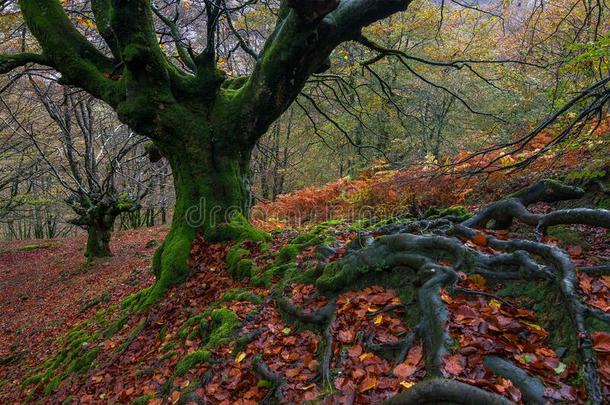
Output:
top-left (253, 118), bottom-right (610, 230)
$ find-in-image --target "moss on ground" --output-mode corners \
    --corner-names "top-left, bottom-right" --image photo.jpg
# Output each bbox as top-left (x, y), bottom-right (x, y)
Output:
top-left (204, 308), bottom-right (241, 347)
top-left (547, 225), bottom-right (589, 248)
top-left (132, 395), bottom-right (155, 405)
top-left (220, 288), bottom-right (263, 304)
top-left (22, 324), bottom-right (101, 398)
top-left (0, 243), bottom-right (57, 254)
top-left (175, 350), bottom-right (211, 376)
top-left (424, 205), bottom-right (471, 221)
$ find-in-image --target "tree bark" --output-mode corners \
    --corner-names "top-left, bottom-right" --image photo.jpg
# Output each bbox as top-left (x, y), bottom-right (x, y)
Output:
top-left (147, 133), bottom-right (252, 305)
top-left (85, 221), bottom-right (112, 259)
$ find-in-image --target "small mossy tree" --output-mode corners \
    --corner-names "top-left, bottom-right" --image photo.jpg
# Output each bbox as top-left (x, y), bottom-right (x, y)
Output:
top-left (22, 82), bottom-right (148, 259)
top-left (67, 193), bottom-right (138, 258)
top-left (0, 0), bottom-right (412, 301)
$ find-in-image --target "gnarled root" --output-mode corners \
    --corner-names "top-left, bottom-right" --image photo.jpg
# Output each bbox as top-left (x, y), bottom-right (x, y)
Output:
top-left (309, 179), bottom-right (610, 403)
top-left (484, 356), bottom-right (545, 405)
top-left (378, 378), bottom-right (514, 405)
top-left (252, 356), bottom-right (285, 404)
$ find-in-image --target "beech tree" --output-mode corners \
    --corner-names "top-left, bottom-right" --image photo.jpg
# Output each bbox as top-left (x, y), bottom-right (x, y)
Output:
top-left (29, 84), bottom-right (143, 258)
top-left (0, 0), bottom-right (412, 300)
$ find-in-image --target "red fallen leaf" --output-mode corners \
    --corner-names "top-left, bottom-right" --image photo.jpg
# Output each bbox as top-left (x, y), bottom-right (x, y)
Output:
top-left (306, 358), bottom-right (320, 370)
top-left (567, 245), bottom-right (583, 257)
top-left (348, 344), bottom-right (363, 358)
top-left (580, 274), bottom-right (593, 294)
top-left (405, 344), bottom-right (423, 366)
top-left (472, 233), bottom-right (488, 247)
top-left (170, 391), bottom-right (181, 405)
top-left (598, 354), bottom-right (610, 377)
top-left (370, 292), bottom-right (393, 305)
top-left (455, 305), bottom-right (478, 319)
top-left (352, 368), bottom-right (366, 379)
top-left (443, 354), bottom-right (464, 375)
top-left (393, 363), bottom-right (417, 379)
top-left (285, 368), bottom-right (301, 378)
top-left (592, 332), bottom-right (610, 352)
top-left (338, 330), bottom-right (354, 343)
top-left (303, 389), bottom-right (319, 401)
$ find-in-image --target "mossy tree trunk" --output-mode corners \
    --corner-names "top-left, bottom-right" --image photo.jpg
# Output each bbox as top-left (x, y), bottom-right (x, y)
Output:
top-left (68, 195), bottom-right (138, 259)
top-left (85, 215), bottom-right (114, 258)
top-left (1, 0), bottom-right (412, 303)
top-left (150, 130), bottom-right (253, 300)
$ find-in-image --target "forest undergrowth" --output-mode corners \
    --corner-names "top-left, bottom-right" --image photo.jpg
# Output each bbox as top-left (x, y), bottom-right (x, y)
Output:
top-left (1, 126), bottom-right (609, 404)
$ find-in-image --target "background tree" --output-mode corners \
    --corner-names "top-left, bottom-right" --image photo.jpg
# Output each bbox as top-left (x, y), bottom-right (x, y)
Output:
top-left (0, 0), bottom-right (420, 303)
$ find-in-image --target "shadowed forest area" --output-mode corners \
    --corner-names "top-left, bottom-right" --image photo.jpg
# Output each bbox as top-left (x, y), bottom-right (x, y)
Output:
top-left (0, 0), bottom-right (609, 404)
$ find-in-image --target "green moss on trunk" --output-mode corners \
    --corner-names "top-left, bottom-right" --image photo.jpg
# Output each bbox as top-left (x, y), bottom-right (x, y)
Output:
top-left (141, 133), bottom-right (258, 307)
top-left (85, 223), bottom-right (112, 259)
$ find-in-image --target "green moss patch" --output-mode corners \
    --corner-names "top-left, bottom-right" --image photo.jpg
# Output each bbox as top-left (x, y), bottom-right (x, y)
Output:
top-left (208, 213), bottom-right (271, 243)
top-left (175, 350), bottom-right (211, 376)
top-left (547, 225), bottom-right (589, 248)
top-left (220, 288), bottom-right (263, 304)
top-left (424, 205), bottom-right (471, 221)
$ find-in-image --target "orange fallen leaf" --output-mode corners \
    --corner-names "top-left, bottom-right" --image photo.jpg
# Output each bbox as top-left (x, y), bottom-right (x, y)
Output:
top-left (472, 233), bottom-right (488, 247)
top-left (359, 377), bottom-right (377, 393)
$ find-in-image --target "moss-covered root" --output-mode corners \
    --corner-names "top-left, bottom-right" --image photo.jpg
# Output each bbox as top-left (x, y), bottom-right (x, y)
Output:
top-left (145, 213), bottom-right (269, 309)
top-left (176, 350), bottom-right (211, 376)
top-left (207, 212), bottom-right (271, 243)
top-left (381, 378), bottom-right (513, 405)
top-left (417, 264), bottom-right (457, 377)
top-left (252, 356), bottom-right (285, 403)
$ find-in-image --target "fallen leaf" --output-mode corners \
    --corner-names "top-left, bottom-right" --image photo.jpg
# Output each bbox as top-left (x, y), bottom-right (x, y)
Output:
top-left (359, 377), bottom-right (377, 393)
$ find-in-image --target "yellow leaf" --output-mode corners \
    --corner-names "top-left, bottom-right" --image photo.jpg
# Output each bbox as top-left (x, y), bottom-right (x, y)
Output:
top-left (489, 299), bottom-right (501, 310)
top-left (522, 321), bottom-right (545, 332)
top-left (359, 352), bottom-right (374, 362)
top-left (374, 315), bottom-right (383, 325)
top-left (468, 274), bottom-right (486, 287)
top-left (235, 352), bottom-right (247, 363)
top-left (400, 381), bottom-right (415, 389)
top-left (302, 383), bottom-right (316, 390)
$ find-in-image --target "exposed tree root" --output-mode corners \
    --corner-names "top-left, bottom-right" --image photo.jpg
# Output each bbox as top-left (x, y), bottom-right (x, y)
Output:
top-left (417, 264), bottom-right (457, 377)
top-left (300, 179), bottom-right (609, 404)
top-left (579, 264), bottom-right (610, 276)
top-left (484, 356), bottom-right (545, 405)
top-left (378, 378), bottom-right (514, 405)
top-left (252, 356), bottom-right (285, 404)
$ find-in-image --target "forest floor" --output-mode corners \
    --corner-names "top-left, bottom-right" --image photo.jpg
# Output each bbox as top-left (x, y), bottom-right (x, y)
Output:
top-left (0, 199), bottom-right (608, 404)
top-left (1, 128), bottom-right (610, 404)
top-left (0, 226), bottom-right (167, 395)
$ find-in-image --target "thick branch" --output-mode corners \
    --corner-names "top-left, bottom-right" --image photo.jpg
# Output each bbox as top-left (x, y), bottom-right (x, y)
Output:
top-left (233, 0), bottom-right (411, 144)
top-left (0, 52), bottom-right (48, 73)
top-left (18, 0), bottom-right (118, 102)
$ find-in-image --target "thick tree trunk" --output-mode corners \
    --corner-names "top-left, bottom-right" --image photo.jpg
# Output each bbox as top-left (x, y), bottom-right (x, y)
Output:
top-left (147, 135), bottom-right (252, 305)
top-left (85, 221), bottom-right (112, 259)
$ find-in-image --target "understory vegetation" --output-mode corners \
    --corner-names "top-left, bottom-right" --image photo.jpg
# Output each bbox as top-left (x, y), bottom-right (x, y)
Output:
top-left (1, 132), bottom-right (609, 403)
top-left (0, 0), bottom-right (609, 403)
